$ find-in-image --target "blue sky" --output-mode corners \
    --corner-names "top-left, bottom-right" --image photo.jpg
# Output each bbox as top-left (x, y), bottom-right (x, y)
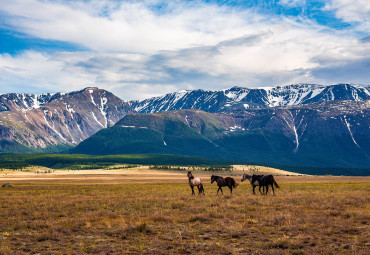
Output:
top-left (0, 0), bottom-right (369, 100)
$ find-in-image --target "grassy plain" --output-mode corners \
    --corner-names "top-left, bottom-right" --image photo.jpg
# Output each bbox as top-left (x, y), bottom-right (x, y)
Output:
top-left (0, 168), bottom-right (369, 254)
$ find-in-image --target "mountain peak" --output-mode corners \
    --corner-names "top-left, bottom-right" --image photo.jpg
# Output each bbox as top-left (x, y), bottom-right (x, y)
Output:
top-left (0, 87), bottom-right (133, 152)
top-left (80, 87), bottom-right (102, 94)
top-left (84, 86), bottom-right (99, 90)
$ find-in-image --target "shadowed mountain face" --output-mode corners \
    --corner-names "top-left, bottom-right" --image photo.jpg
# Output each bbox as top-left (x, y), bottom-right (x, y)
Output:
top-left (73, 100), bottom-right (370, 169)
top-left (0, 87), bottom-right (133, 152)
top-left (130, 84), bottom-right (370, 113)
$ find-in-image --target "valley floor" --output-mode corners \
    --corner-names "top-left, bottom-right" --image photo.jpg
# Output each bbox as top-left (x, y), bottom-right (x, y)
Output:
top-left (0, 168), bottom-right (369, 254)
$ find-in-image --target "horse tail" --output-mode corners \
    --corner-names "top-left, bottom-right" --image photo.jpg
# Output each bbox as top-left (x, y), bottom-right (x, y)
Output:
top-left (273, 178), bottom-right (279, 188)
top-left (232, 179), bottom-right (239, 188)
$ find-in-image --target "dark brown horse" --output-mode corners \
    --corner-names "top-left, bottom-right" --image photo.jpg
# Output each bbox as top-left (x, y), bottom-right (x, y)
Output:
top-left (241, 173), bottom-right (279, 195)
top-left (211, 175), bottom-right (238, 194)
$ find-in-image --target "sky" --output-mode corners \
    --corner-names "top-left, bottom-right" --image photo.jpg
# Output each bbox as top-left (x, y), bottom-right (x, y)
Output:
top-left (0, 0), bottom-right (369, 100)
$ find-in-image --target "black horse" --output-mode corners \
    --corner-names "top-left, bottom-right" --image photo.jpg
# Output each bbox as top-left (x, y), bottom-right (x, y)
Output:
top-left (254, 174), bottom-right (279, 195)
top-left (241, 173), bottom-right (279, 195)
top-left (211, 175), bottom-right (238, 194)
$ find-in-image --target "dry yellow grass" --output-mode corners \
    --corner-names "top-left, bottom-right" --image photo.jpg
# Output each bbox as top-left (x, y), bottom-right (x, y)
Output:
top-left (0, 170), bottom-right (369, 254)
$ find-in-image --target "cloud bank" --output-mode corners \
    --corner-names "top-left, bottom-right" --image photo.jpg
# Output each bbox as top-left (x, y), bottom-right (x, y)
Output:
top-left (0, 0), bottom-right (369, 100)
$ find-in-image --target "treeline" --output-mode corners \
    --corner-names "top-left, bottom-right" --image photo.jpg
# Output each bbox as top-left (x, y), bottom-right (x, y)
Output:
top-left (0, 154), bottom-right (30, 170)
top-left (0, 153), bottom-right (231, 170)
top-left (0, 162), bottom-right (29, 171)
top-left (149, 165), bottom-right (234, 172)
top-left (149, 165), bottom-right (187, 171)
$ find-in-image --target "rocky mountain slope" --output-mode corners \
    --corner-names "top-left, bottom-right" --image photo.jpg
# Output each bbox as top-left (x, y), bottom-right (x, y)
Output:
top-left (74, 99), bottom-right (370, 169)
top-left (0, 93), bottom-right (54, 112)
top-left (130, 84), bottom-right (370, 113)
top-left (0, 87), bottom-right (133, 152)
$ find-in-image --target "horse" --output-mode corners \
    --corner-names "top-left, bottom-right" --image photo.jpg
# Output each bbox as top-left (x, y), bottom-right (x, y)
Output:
top-left (241, 174), bottom-right (279, 195)
top-left (241, 174), bottom-right (265, 194)
top-left (253, 174), bottom-right (279, 195)
top-left (210, 175), bottom-right (238, 195)
top-left (187, 171), bottom-right (205, 195)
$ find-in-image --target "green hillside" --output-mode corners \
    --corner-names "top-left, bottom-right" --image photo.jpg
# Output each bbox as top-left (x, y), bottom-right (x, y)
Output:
top-left (72, 112), bottom-right (228, 159)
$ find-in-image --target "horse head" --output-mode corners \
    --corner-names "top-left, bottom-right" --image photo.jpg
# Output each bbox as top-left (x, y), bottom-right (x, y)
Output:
top-left (241, 173), bottom-right (251, 182)
top-left (187, 171), bottom-right (194, 179)
top-left (210, 175), bottom-right (216, 183)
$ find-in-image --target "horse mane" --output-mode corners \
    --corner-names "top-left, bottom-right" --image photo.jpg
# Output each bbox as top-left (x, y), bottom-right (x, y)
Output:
top-left (212, 175), bottom-right (222, 180)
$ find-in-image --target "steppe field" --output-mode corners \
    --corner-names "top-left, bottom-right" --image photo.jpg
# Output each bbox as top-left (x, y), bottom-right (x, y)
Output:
top-left (0, 166), bottom-right (369, 254)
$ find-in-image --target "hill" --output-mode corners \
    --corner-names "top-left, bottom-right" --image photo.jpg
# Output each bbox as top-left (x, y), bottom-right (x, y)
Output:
top-left (73, 100), bottom-right (370, 171)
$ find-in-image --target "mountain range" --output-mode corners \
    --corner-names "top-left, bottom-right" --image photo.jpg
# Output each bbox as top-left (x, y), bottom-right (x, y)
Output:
top-left (130, 84), bottom-right (370, 113)
top-left (1, 83), bottom-right (370, 171)
top-left (0, 87), bottom-right (132, 152)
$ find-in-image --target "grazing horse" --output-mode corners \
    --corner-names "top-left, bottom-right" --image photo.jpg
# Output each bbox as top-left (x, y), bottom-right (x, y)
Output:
top-left (241, 174), bottom-right (279, 195)
top-left (211, 175), bottom-right (238, 195)
top-left (187, 171), bottom-right (205, 195)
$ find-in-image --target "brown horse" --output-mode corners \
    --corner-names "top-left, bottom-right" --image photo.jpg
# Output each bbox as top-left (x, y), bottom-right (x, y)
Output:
top-left (211, 175), bottom-right (238, 195)
top-left (187, 171), bottom-right (205, 195)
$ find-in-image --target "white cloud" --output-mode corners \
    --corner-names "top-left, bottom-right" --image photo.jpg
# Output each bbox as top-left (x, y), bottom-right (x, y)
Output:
top-left (0, 51), bottom-right (94, 92)
top-left (325, 0), bottom-right (370, 23)
top-left (0, 0), bottom-right (266, 53)
top-left (0, 0), bottom-right (369, 100)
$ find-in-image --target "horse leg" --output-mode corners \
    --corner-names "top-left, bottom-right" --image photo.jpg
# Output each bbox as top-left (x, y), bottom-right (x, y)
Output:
top-left (229, 185), bottom-right (233, 194)
top-left (265, 185), bottom-right (269, 195)
top-left (198, 185), bottom-right (203, 194)
top-left (271, 184), bottom-right (275, 196)
top-left (198, 185), bottom-right (204, 195)
top-left (217, 187), bottom-right (220, 195)
top-left (220, 187), bottom-right (223, 195)
top-left (252, 185), bottom-right (256, 195)
top-left (191, 186), bottom-right (195, 195)
top-left (201, 184), bottom-right (205, 195)
top-left (258, 185), bottom-right (263, 194)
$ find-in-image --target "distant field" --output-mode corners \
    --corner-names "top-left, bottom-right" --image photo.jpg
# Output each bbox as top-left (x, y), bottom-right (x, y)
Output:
top-left (0, 169), bottom-right (369, 254)
top-left (0, 164), bottom-right (303, 181)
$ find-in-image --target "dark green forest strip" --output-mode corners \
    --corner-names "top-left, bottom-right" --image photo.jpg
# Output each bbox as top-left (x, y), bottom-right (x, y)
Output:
top-left (0, 153), bottom-right (231, 170)
top-left (0, 153), bottom-right (369, 175)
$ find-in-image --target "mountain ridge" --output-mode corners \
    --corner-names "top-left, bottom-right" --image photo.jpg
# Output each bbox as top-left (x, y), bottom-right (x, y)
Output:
top-left (130, 83), bottom-right (370, 113)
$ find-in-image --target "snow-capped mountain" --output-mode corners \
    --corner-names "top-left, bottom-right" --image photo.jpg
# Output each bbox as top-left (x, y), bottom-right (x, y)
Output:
top-left (130, 84), bottom-right (370, 113)
top-left (0, 87), bottom-right (133, 152)
top-left (75, 99), bottom-right (370, 170)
